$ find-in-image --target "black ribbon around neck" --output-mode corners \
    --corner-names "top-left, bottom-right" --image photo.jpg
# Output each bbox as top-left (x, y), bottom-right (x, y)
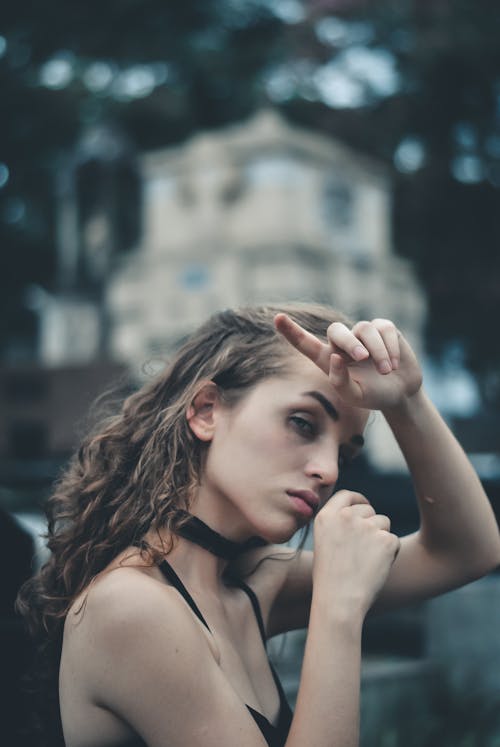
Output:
top-left (175, 512), bottom-right (266, 561)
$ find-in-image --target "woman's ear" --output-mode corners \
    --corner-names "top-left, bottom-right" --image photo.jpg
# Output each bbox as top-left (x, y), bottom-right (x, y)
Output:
top-left (186, 382), bottom-right (220, 442)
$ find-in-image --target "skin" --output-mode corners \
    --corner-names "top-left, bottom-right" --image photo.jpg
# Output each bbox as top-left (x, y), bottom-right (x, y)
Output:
top-left (188, 353), bottom-right (369, 545)
top-left (59, 316), bottom-right (500, 747)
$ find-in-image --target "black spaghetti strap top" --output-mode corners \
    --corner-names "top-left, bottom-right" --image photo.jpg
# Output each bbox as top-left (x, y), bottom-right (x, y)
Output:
top-left (157, 558), bottom-right (293, 747)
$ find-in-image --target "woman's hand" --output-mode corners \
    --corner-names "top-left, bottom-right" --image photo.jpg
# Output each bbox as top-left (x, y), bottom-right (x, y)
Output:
top-left (275, 314), bottom-right (422, 411)
top-left (313, 490), bottom-right (400, 618)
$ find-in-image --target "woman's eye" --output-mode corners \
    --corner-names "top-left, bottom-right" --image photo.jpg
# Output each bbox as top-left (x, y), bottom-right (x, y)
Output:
top-left (290, 416), bottom-right (316, 438)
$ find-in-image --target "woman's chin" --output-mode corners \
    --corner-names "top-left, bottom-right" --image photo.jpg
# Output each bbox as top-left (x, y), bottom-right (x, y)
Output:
top-left (255, 515), bottom-right (306, 545)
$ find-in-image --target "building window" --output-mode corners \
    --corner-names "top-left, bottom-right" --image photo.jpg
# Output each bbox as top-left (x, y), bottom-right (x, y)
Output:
top-left (352, 253), bottom-right (373, 271)
top-left (177, 264), bottom-right (211, 291)
top-left (322, 178), bottom-right (354, 229)
top-left (220, 178), bottom-right (245, 206)
top-left (245, 156), bottom-right (305, 186)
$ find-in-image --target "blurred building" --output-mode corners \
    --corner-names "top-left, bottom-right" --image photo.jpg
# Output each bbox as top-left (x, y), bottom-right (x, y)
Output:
top-left (40, 109), bottom-right (426, 470)
top-left (107, 109), bottom-right (424, 364)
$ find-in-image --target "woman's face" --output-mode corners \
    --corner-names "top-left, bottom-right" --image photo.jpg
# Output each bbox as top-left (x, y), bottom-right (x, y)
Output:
top-left (196, 352), bottom-right (369, 543)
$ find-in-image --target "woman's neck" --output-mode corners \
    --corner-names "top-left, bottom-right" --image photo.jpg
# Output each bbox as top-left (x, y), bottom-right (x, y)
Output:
top-left (143, 509), bottom-right (264, 588)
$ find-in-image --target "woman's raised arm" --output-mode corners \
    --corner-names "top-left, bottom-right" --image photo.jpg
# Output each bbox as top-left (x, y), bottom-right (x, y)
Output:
top-left (274, 314), bottom-right (500, 609)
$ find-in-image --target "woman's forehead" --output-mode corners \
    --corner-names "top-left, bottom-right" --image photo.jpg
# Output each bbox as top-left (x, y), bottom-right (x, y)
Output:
top-left (279, 351), bottom-right (331, 386)
top-left (239, 356), bottom-right (325, 397)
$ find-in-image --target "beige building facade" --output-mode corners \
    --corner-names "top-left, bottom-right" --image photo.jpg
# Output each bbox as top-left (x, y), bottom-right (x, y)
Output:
top-left (108, 110), bottom-right (424, 364)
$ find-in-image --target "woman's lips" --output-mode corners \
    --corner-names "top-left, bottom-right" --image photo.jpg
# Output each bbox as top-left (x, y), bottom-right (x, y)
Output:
top-left (286, 490), bottom-right (320, 518)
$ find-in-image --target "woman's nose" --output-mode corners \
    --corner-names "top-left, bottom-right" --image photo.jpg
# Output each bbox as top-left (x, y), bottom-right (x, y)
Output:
top-left (305, 450), bottom-right (339, 488)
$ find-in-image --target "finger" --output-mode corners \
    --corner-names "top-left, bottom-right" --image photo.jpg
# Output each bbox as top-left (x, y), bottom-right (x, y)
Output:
top-left (329, 354), bottom-right (362, 402)
top-left (326, 322), bottom-right (370, 362)
top-left (372, 319), bottom-right (400, 370)
top-left (392, 536), bottom-right (401, 560)
top-left (329, 490), bottom-right (371, 510)
top-left (368, 514), bottom-right (391, 532)
top-left (274, 314), bottom-right (331, 374)
top-left (347, 503), bottom-right (376, 519)
top-left (384, 533), bottom-right (401, 561)
top-left (351, 321), bottom-right (393, 375)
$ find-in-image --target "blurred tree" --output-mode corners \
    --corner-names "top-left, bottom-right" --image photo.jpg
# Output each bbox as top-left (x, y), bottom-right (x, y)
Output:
top-left (1, 0), bottom-right (499, 403)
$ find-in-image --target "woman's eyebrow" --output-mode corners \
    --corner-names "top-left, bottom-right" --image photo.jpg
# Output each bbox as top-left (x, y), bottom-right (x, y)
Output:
top-left (302, 391), bottom-right (339, 421)
top-left (302, 391), bottom-right (365, 449)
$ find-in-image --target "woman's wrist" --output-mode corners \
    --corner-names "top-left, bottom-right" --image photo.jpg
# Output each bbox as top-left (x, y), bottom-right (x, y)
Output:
top-left (311, 583), bottom-right (367, 631)
top-left (381, 385), bottom-right (427, 424)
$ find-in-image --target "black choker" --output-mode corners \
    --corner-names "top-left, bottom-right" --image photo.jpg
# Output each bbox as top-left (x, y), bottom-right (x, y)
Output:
top-left (175, 512), bottom-right (266, 561)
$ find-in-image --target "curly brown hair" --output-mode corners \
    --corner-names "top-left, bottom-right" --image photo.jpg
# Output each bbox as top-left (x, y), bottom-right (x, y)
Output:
top-left (16, 301), bottom-right (350, 745)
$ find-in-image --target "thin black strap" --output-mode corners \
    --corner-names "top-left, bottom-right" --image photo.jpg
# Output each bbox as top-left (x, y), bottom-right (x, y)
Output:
top-left (158, 558), bottom-right (211, 633)
top-left (233, 578), bottom-right (293, 729)
top-left (228, 577), bottom-right (267, 644)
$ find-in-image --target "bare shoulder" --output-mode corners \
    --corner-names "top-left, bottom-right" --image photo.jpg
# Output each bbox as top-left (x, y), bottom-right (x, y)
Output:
top-left (65, 562), bottom-right (203, 650)
top-left (64, 563), bottom-right (268, 746)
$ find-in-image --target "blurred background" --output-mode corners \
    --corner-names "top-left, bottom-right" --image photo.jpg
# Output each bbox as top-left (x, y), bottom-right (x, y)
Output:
top-left (1, 1), bottom-right (500, 744)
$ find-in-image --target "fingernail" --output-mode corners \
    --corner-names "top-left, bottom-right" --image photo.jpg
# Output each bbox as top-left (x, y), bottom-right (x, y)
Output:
top-left (379, 359), bottom-right (392, 374)
top-left (391, 357), bottom-right (399, 370)
top-left (353, 345), bottom-right (368, 360)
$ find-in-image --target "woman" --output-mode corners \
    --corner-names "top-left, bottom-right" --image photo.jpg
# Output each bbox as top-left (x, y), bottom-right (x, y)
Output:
top-left (18, 303), bottom-right (500, 747)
